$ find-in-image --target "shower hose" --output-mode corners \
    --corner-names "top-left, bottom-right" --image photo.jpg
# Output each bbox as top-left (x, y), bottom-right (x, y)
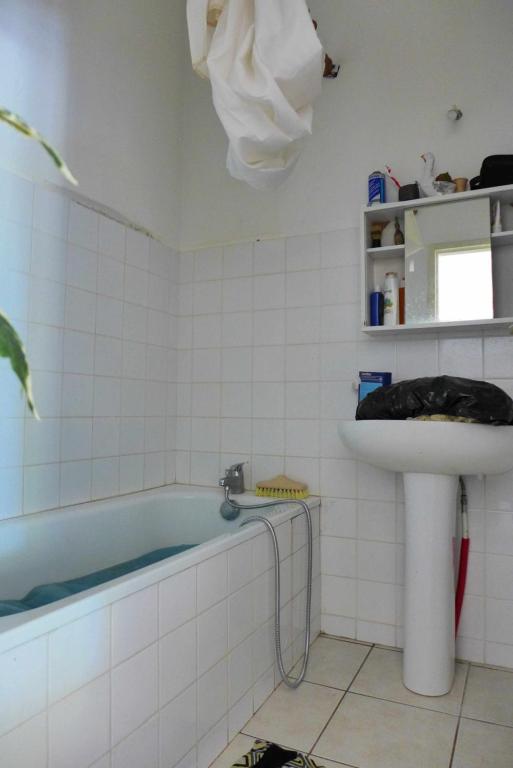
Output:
top-left (222, 492), bottom-right (313, 689)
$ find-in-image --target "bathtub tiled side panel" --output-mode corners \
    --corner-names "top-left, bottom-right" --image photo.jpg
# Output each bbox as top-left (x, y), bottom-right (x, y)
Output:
top-left (0, 513), bottom-right (320, 768)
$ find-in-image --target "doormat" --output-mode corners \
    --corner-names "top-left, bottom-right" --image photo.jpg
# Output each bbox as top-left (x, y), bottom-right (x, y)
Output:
top-left (232, 740), bottom-right (324, 768)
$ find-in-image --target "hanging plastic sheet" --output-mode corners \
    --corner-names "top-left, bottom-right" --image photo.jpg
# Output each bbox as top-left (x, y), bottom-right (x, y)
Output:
top-left (186, 0), bottom-right (324, 190)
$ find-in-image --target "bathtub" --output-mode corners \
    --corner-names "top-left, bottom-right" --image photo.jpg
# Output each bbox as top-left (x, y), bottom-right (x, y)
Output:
top-left (0, 485), bottom-right (321, 768)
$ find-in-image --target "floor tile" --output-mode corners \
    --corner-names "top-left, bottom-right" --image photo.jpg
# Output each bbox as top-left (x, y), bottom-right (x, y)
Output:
top-left (314, 693), bottom-right (457, 768)
top-left (292, 637), bottom-right (370, 691)
top-left (350, 647), bottom-right (468, 715)
top-left (462, 665), bottom-right (513, 726)
top-left (210, 734), bottom-right (257, 768)
top-left (309, 757), bottom-right (356, 768)
top-left (452, 718), bottom-right (513, 768)
top-left (242, 682), bottom-right (343, 752)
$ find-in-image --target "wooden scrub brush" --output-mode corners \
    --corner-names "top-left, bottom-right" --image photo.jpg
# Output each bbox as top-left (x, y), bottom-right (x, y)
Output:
top-left (255, 474), bottom-right (309, 499)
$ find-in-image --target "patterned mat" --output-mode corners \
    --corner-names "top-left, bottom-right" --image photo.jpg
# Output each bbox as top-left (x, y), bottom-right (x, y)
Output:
top-left (232, 740), bottom-right (323, 768)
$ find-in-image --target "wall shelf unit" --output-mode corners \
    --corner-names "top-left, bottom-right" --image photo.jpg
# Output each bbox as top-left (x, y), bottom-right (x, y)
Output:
top-left (361, 183), bottom-right (513, 336)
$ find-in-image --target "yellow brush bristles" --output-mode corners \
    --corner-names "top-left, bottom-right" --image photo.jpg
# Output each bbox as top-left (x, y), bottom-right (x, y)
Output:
top-left (255, 474), bottom-right (309, 499)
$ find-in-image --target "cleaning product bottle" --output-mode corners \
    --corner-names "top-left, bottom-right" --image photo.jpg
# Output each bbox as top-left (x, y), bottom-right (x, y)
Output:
top-left (383, 272), bottom-right (399, 326)
top-left (370, 286), bottom-right (384, 326)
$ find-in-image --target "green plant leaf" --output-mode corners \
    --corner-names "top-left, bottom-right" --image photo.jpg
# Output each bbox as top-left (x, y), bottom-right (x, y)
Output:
top-left (0, 106), bottom-right (77, 186)
top-left (0, 310), bottom-right (37, 416)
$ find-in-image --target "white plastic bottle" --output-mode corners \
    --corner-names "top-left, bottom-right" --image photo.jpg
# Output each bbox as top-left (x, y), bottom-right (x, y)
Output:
top-left (383, 271), bottom-right (399, 326)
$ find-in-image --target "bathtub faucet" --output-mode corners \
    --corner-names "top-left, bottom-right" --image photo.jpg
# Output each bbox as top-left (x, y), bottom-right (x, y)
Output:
top-left (219, 462), bottom-right (246, 495)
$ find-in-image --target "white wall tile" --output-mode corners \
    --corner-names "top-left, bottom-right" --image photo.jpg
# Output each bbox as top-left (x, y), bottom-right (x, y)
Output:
top-left (111, 644), bottom-right (158, 746)
top-left (194, 280), bottom-right (222, 315)
top-left (33, 186), bottom-right (68, 237)
top-left (253, 309), bottom-right (285, 346)
top-left (92, 456), bottom-right (120, 499)
top-left (0, 711), bottom-right (47, 768)
top-left (197, 659), bottom-right (228, 738)
top-left (321, 537), bottom-right (356, 578)
top-left (63, 330), bottom-right (95, 374)
top-left (322, 575), bottom-right (356, 618)
top-left (198, 600), bottom-right (228, 675)
top-left (160, 684), bottom-right (197, 768)
top-left (111, 715), bottom-right (159, 768)
top-left (159, 567), bottom-right (197, 636)
top-left (254, 239), bottom-right (285, 274)
top-left (98, 217), bottom-right (125, 261)
top-left (68, 202), bottom-right (98, 251)
top-left (61, 418), bottom-right (92, 461)
top-left (65, 286), bottom-right (96, 333)
top-left (31, 230), bottom-right (66, 282)
top-left (49, 609), bottom-right (110, 703)
top-left (49, 674), bottom-right (109, 768)
top-left (119, 454), bottom-right (144, 493)
top-left (160, 619), bottom-right (197, 705)
top-left (286, 234), bottom-right (320, 272)
top-left (66, 244), bottom-right (98, 292)
top-left (320, 228), bottom-right (359, 269)
top-left (23, 463), bottom-right (60, 514)
top-left (0, 637), bottom-right (47, 737)
top-left (60, 460), bottom-right (92, 506)
top-left (197, 552), bottom-right (228, 612)
top-left (25, 418), bottom-right (61, 465)
top-left (112, 585), bottom-right (158, 665)
top-left (223, 242), bottom-right (253, 278)
top-left (62, 374), bottom-right (94, 417)
top-left (195, 247), bottom-right (223, 281)
top-left (126, 229), bottom-right (150, 270)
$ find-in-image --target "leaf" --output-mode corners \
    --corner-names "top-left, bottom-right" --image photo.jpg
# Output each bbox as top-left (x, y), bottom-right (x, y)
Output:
top-left (0, 310), bottom-right (37, 416)
top-left (0, 106), bottom-right (77, 185)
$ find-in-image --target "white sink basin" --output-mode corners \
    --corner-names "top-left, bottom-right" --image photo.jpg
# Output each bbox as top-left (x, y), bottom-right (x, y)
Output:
top-left (339, 418), bottom-right (513, 697)
top-left (339, 420), bottom-right (513, 476)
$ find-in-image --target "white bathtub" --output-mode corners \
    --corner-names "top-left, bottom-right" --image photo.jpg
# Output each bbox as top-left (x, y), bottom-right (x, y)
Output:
top-left (0, 485), bottom-right (321, 768)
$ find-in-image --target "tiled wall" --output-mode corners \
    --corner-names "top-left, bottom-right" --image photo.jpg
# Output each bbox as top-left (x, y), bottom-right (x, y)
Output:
top-left (176, 233), bottom-right (513, 669)
top-left (0, 510), bottom-right (321, 768)
top-left (0, 169), bottom-right (177, 521)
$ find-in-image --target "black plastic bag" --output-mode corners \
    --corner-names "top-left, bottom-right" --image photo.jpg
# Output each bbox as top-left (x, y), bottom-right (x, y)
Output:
top-left (356, 376), bottom-right (513, 426)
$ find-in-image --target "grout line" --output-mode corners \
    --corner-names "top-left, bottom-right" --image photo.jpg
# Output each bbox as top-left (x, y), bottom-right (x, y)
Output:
top-left (308, 643), bottom-right (374, 755)
top-left (448, 663), bottom-right (471, 768)
top-left (346, 689), bottom-right (460, 719)
top-left (458, 663), bottom-right (471, 717)
top-left (459, 714), bottom-right (513, 730)
top-left (448, 717), bottom-right (461, 768)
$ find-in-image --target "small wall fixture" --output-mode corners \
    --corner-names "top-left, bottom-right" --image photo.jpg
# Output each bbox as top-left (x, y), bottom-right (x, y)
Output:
top-left (447, 105), bottom-right (463, 121)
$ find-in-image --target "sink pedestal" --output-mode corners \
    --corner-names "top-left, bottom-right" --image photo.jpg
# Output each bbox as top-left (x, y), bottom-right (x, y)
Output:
top-left (339, 420), bottom-right (513, 697)
top-left (403, 473), bottom-right (458, 696)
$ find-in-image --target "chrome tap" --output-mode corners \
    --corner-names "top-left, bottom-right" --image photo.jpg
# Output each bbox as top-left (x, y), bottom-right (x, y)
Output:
top-left (219, 462), bottom-right (246, 495)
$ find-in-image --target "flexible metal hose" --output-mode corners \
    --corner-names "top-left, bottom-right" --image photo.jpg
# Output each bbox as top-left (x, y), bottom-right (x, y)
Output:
top-left (224, 494), bottom-right (313, 688)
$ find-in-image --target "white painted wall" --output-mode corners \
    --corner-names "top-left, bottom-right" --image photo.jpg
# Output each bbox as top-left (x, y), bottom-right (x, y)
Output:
top-left (180, 0), bottom-right (513, 249)
top-left (0, 0), bottom-right (186, 247)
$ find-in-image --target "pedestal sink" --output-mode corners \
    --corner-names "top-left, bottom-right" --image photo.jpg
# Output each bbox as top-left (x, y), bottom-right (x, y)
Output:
top-left (339, 420), bottom-right (513, 696)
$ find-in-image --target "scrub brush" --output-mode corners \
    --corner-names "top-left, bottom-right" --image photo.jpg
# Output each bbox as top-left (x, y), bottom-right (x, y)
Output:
top-left (255, 474), bottom-right (309, 499)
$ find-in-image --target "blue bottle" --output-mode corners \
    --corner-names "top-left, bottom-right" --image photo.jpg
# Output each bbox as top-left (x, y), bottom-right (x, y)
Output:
top-left (368, 171), bottom-right (386, 205)
top-left (370, 286), bottom-right (384, 326)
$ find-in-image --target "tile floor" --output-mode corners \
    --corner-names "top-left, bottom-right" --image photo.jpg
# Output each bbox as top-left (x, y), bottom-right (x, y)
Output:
top-left (212, 635), bottom-right (513, 768)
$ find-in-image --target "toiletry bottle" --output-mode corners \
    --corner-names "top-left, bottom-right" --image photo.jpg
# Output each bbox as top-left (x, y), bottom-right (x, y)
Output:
top-left (399, 277), bottom-right (405, 324)
top-left (492, 200), bottom-right (502, 234)
top-left (370, 286), bottom-right (384, 326)
top-left (383, 271), bottom-right (399, 326)
top-left (394, 217), bottom-right (404, 245)
top-left (368, 171), bottom-right (386, 205)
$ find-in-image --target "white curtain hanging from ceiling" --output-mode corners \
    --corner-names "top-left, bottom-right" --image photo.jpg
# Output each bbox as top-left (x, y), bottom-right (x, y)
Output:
top-left (186, 0), bottom-right (324, 191)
